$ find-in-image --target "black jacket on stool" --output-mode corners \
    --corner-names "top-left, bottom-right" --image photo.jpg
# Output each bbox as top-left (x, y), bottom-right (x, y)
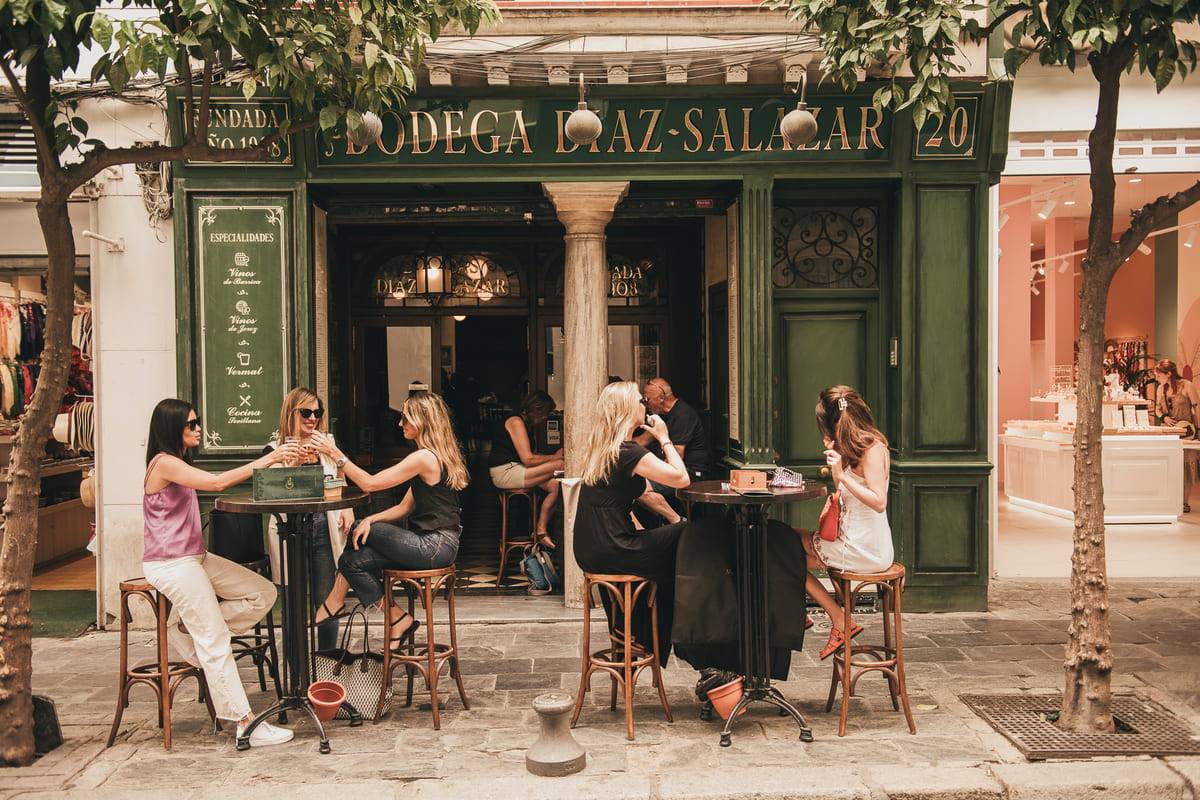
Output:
top-left (672, 515), bottom-right (809, 681)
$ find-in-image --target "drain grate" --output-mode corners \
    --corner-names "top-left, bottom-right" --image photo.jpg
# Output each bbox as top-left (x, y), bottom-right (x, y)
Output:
top-left (960, 693), bottom-right (1200, 760)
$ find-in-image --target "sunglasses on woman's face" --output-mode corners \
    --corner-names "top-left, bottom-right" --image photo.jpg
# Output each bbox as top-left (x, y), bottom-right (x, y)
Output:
top-left (296, 408), bottom-right (324, 420)
top-left (186, 418), bottom-right (202, 431)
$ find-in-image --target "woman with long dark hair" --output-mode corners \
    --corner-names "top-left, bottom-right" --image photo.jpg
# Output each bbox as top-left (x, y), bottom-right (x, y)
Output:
top-left (310, 392), bottom-right (468, 648)
top-left (1154, 359), bottom-right (1200, 511)
top-left (141, 399), bottom-right (301, 747)
top-left (488, 390), bottom-right (564, 548)
top-left (796, 386), bottom-right (893, 660)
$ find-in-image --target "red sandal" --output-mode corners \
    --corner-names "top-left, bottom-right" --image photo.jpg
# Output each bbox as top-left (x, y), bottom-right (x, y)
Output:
top-left (819, 623), bottom-right (863, 660)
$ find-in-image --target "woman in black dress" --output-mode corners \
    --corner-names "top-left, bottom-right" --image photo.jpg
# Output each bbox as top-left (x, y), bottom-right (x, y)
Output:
top-left (574, 381), bottom-right (691, 664)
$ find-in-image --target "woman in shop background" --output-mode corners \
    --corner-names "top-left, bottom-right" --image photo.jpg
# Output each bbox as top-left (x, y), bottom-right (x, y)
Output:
top-left (263, 387), bottom-right (354, 650)
top-left (140, 399), bottom-right (301, 747)
top-left (796, 386), bottom-right (894, 660)
top-left (573, 381), bottom-right (690, 665)
top-left (309, 391), bottom-right (467, 648)
top-left (487, 390), bottom-right (564, 549)
top-left (1153, 359), bottom-right (1200, 512)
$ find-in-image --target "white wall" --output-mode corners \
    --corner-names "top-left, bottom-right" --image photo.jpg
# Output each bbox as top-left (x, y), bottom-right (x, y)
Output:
top-left (80, 98), bottom-right (178, 627)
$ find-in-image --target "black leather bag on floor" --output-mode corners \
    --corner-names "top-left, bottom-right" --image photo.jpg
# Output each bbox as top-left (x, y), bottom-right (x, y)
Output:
top-left (208, 509), bottom-right (266, 564)
top-left (313, 607), bottom-right (391, 720)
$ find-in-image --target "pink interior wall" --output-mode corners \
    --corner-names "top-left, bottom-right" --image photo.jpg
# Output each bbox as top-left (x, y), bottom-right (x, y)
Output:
top-left (998, 186), bottom-right (1033, 484)
top-left (1072, 245), bottom-right (1155, 350)
top-left (1177, 205), bottom-right (1200, 378)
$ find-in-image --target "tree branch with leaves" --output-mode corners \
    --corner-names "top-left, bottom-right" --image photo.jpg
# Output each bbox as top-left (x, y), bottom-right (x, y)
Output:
top-left (774, 0), bottom-right (1200, 734)
top-left (0, 0), bottom-right (498, 766)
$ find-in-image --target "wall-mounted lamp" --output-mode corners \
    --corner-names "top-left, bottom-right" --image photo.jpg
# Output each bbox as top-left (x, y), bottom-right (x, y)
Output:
top-left (565, 74), bottom-right (603, 146)
top-left (82, 229), bottom-right (125, 253)
top-left (781, 71), bottom-right (818, 148)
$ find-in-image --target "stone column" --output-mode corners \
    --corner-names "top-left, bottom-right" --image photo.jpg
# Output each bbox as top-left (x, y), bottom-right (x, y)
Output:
top-left (543, 181), bottom-right (628, 608)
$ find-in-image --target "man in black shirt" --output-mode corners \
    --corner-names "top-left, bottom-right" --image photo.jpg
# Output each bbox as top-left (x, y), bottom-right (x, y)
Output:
top-left (635, 378), bottom-right (712, 522)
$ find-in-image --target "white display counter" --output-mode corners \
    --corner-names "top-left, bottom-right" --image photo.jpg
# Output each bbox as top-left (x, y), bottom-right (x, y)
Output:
top-left (1002, 421), bottom-right (1183, 524)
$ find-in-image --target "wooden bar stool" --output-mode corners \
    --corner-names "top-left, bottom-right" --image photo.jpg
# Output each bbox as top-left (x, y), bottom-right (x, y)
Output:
top-left (571, 573), bottom-right (673, 741)
top-left (824, 562), bottom-right (916, 737)
top-left (106, 579), bottom-right (220, 750)
top-left (376, 565), bottom-right (469, 729)
top-left (496, 488), bottom-right (540, 585)
top-left (230, 557), bottom-right (282, 699)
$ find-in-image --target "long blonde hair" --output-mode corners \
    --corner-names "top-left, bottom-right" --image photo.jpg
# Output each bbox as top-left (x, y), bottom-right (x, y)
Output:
top-left (277, 387), bottom-right (326, 442)
top-left (580, 382), bottom-right (644, 485)
top-left (403, 392), bottom-right (469, 491)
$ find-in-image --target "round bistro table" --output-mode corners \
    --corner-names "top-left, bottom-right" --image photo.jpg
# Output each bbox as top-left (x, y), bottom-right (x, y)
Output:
top-left (215, 490), bottom-right (368, 753)
top-left (678, 480), bottom-right (827, 747)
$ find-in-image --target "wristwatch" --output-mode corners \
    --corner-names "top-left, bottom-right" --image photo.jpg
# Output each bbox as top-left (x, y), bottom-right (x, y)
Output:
top-left (334, 456), bottom-right (348, 469)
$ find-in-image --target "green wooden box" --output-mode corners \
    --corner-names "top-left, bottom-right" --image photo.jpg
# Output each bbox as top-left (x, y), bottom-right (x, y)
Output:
top-left (252, 465), bottom-right (325, 502)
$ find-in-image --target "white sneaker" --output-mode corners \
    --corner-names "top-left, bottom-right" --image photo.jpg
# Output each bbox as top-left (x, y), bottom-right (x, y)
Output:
top-left (237, 721), bottom-right (294, 747)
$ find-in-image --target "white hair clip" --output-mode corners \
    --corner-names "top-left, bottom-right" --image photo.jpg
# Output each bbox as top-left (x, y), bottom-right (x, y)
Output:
top-left (837, 397), bottom-right (848, 411)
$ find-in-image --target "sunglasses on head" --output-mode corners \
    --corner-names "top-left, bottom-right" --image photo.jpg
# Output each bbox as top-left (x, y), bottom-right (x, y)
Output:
top-left (186, 418), bottom-right (202, 431)
top-left (296, 407), bottom-right (324, 420)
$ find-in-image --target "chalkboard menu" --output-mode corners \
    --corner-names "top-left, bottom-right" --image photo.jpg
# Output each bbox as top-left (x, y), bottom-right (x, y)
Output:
top-left (192, 195), bottom-right (291, 455)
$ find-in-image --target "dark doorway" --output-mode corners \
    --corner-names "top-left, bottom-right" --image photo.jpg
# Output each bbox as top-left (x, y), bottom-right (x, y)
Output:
top-left (452, 316), bottom-right (529, 406)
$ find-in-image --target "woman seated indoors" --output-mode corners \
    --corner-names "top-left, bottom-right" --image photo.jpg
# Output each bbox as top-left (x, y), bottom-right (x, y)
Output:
top-left (310, 391), bottom-right (467, 648)
top-left (487, 390), bottom-right (564, 549)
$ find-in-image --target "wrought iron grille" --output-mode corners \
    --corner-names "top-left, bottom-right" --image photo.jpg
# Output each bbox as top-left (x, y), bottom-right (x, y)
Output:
top-left (772, 206), bottom-right (879, 289)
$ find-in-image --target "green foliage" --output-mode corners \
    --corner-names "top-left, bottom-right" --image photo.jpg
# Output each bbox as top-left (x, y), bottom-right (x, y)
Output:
top-left (1, 0), bottom-right (499, 155)
top-left (771, 0), bottom-right (1200, 128)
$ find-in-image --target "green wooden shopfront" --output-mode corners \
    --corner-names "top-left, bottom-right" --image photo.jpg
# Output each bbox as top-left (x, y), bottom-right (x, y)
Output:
top-left (170, 81), bottom-right (1012, 611)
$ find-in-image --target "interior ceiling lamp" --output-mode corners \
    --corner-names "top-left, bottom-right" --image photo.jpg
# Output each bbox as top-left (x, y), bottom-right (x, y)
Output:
top-left (781, 71), bottom-right (818, 148)
top-left (1058, 258), bottom-right (1069, 273)
top-left (998, 211), bottom-right (1010, 229)
top-left (347, 110), bottom-right (384, 147)
top-left (1185, 228), bottom-right (1197, 248)
top-left (565, 73), bottom-right (603, 146)
top-left (1037, 198), bottom-right (1057, 220)
top-left (1137, 241), bottom-right (1152, 255)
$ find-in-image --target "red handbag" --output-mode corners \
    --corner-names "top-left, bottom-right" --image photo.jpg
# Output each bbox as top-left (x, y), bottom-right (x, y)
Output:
top-left (818, 490), bottom-right (842, 542)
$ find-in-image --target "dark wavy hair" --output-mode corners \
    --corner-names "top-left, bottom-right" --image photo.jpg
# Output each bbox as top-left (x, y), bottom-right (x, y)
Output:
top-left (146, 398), bottom-right (196, 466)
top-left (518, 390), bottom-right (556, 424)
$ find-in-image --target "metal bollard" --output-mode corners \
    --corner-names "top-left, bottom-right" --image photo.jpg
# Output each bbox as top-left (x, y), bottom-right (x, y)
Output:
top-left (526, 692), bottom-right (586, 777)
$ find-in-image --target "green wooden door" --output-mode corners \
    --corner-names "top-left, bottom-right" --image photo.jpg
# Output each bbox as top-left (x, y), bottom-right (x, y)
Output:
top-left (776, 298), bottom-right (882, 467)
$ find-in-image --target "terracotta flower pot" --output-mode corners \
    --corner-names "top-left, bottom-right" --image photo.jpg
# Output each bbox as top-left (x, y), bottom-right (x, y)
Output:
top-left (307, 680), bottom-right (346, 722)
top-left (706, 677), bottom-right (747, 720)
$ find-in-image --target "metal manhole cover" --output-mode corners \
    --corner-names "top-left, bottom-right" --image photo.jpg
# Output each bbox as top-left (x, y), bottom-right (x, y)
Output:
top-left (960, 693), bottom-right (1200, 760)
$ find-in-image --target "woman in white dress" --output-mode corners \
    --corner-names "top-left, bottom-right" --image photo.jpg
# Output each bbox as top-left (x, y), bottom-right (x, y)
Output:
top-left (797, 386), bottom-right (894, 660)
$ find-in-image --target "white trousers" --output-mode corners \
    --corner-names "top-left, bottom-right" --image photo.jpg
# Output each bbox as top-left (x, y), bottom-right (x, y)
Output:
top-left (142, 553), bottom-right (276, 721)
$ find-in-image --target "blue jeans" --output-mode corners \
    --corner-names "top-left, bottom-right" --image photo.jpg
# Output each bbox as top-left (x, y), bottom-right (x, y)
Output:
top-left (309, 514), bottom-right (339, 651)
top-left (337, 523), bottom-right (460, 608)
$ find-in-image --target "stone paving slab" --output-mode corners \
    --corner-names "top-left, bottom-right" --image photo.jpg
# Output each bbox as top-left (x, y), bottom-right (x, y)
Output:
top-left (6, 579), bottom-right (1199, 799)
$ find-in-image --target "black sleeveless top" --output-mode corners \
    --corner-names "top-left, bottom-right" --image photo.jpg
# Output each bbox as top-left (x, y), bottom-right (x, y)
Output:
top-left (405, 463), bottom-right (461, 534)
top-left (487, 416), bottom-right (524, 468)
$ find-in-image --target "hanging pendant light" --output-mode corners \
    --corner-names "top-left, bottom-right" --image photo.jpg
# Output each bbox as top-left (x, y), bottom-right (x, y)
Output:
top-left (564, 73), bottom-right (603, 146)
top-left (781, 71), bottom-right (818, 148)
top-left (348, 110), bottom-right (383, 147)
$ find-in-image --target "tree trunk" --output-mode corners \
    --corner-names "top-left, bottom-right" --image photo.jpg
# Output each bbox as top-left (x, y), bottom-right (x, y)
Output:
top-left (1059, 268), bottom-right (1116, 734)
top-left (0, 196), bottom-right (78, 766)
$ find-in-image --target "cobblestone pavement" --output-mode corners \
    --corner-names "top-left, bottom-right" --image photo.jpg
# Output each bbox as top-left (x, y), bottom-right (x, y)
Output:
top-left (5, 579), bottom-right (1199, 799)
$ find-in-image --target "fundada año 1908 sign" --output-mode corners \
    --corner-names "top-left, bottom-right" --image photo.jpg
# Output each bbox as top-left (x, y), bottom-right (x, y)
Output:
top-left (192, 195), bottom-right (291, 454)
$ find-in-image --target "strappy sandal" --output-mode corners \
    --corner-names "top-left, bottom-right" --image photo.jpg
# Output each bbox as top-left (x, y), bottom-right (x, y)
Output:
top-left (535, 531), bottom-right (556, 550)
top-left (313, 600), bottom-right (344, 626)
top-left (387, 612), bottom-right (421, 653)
top-left (818, 622), bottom-right (863, 660)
